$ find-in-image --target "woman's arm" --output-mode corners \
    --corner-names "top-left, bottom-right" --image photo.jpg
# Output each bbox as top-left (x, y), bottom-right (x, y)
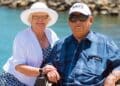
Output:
top-left (15, 64), bottom-right (40, 77)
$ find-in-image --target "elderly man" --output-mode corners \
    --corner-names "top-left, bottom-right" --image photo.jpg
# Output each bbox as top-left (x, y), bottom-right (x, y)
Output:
top-left (43, 2), bottom-right (120, 86)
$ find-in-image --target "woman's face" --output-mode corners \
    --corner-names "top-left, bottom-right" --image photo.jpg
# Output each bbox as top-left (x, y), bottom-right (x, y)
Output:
top-left (29, 12), bottom-right (50, 31)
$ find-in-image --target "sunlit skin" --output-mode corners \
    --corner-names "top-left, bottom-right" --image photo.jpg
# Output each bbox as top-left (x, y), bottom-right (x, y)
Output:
top-left (29, 12), bottom-right (51, 34)
top-left (68, 12), bottom-right (93, 42)
top-left (30, 12), bottom-right (51, 48)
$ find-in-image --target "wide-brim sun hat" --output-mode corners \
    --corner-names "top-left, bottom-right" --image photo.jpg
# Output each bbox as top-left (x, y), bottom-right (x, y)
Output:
top-left (20, 2), bottom-right (58, 27)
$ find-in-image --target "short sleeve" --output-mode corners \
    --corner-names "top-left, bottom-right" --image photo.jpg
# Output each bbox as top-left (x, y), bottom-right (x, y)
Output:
top-left (12, 34), bottom-right (27, 67)
top-left (107, 40), bottom-right (120, 70)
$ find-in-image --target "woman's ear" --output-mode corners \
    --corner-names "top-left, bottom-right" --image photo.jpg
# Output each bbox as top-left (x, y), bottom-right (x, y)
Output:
top-left (47, 17), bottom-right (51, 24)
top-left (28, 14), bottom-right (32, 24)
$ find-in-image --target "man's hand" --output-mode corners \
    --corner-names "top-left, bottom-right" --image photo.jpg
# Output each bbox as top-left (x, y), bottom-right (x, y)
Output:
top-left (47, 69), bottom-right (60, 83)
top-left (42, 65), bottom-right (60, 83)
top-left (104, 73), bottom-right (116, 86)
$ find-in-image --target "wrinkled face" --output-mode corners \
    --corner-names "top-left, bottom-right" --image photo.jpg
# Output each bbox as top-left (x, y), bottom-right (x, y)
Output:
top-left (68, 12), bottom-right (93, 41)
top-left (29, 12), bottom-right (50, 30)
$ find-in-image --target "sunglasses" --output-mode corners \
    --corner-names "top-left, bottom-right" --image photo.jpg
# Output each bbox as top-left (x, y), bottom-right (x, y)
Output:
top-left (69, 13), bottom-right (89, 22)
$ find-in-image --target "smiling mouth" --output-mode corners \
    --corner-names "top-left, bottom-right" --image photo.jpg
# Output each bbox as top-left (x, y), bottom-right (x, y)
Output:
top-left (37, 23), bottom-right (45, 25)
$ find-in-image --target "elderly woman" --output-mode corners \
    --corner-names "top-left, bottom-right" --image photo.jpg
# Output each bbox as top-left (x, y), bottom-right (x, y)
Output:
top-left (0, 2), bottom-right (59, 86)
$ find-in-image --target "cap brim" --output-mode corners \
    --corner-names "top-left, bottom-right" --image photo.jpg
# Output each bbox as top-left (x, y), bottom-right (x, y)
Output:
top-left (20, 8), bottom-right (58, 27)
top-left (69, 9), bottom-right (90, 16)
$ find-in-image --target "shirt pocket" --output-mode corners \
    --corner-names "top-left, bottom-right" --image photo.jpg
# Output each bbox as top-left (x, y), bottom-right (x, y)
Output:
top-left (86, 55), bottom-right (105, 75)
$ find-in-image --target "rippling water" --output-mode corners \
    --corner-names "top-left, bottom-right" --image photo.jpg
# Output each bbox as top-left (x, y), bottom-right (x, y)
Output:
top-left (0, 6), bottom-right (120, 72)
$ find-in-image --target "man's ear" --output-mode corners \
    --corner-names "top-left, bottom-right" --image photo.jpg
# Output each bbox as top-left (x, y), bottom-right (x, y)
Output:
top-left (89, 16), bottom-right (94, 24)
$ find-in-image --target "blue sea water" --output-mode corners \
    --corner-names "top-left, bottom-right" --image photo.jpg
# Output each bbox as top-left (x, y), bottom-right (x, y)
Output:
top-left (0, 6), bottom-right (120, 72)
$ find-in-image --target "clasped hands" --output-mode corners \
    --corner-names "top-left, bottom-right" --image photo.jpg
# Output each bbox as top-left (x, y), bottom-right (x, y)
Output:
top-left (42, 65), bottom-right (60, 83)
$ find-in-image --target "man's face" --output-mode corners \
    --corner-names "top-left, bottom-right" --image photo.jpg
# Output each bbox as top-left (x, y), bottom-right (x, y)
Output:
top-left (68, 12), bottom-right (93, 40)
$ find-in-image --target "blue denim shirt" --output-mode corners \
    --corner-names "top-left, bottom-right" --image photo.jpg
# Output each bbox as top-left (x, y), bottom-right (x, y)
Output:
top-left (45, 31), bottom-right (120, 86)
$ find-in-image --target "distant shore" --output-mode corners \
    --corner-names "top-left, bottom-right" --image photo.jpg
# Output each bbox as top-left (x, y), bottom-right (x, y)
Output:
top-left (0, 0), bottom-right (120, 16)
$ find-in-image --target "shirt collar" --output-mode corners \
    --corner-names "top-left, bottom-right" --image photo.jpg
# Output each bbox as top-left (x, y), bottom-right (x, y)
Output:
top-left (86, 31), bottom-right (97, 42)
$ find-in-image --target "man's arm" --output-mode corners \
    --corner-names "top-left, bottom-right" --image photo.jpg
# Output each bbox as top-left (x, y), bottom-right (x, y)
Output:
top-left (104, 70), bottom-right (120, 86)
top-left (104, 40), bottom-right (120, 86)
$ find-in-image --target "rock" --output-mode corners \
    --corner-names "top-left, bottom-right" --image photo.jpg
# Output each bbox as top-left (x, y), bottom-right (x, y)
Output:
top-left (0, 0), bottom-right (13, 5)
top-left (9, 0), bottom-right (28, 8)
top-left (88, 0), bottom-right (95, 4)
top-left (96, 0), bottom-right (108, 5)
top-left (100, 10), bottom-right (109, 15)
top-left (109, 3), bottom-right (117, 8)
top-left (47, 1), bottom-right (60, 7)
top-left (57, 5), bottom-right (66, 11)
top-left (65, 0), bottom-right (81, 5)
top-left (88, 3), bottom-right (96, 12)
top-left (29, 0), bottom-right (36, 2)
top-left (93, 10), bottom-right (99, 15)
top-left (38, 0), bottom-right (46, 3)
top-left (0, 0), bottom-right (120, 16)
top-left (101, 6), bottom-right (110, 11)
top-left (109, 7), bottom-right (119, 16)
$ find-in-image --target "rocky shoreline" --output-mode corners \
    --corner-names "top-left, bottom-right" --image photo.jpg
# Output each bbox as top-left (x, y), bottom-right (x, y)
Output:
top-left (0, 0), bottom-right (120, 16)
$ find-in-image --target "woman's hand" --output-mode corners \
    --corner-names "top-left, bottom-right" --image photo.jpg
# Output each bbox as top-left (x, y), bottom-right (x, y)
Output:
top-left (42, 65), bottom-right (57, 73)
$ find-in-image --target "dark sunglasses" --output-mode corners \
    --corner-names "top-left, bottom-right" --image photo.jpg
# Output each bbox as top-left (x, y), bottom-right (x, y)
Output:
top-left (69, 13), bottom-right (89, 22)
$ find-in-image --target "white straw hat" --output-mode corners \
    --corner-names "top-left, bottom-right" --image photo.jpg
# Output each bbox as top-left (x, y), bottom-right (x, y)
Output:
top-left (20, 2), bottom-right (58, 27)
top-left (69, 3), bottom-right (91, 16)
